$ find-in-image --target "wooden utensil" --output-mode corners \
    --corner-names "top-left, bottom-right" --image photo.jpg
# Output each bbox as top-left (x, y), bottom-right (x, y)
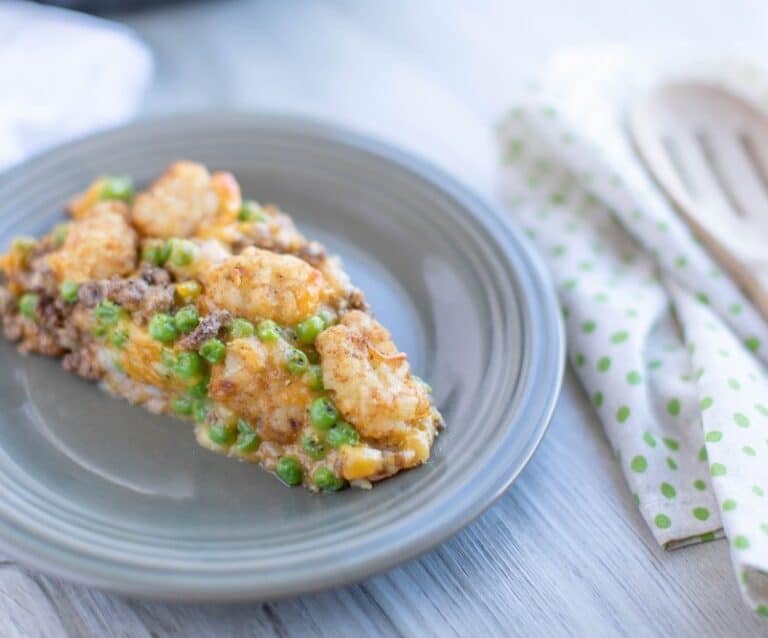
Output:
top-left (630, 82), bottom-right (768, 319)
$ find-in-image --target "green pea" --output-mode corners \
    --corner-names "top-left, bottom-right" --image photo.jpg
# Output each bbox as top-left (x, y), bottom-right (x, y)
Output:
top-left (174, 306), bottom-right (199, 333)
top-left (238, 200), bottom-right (267, 222)
top-left (235, 420), bottom-right (261, 454)
top-left (276, 456), bottom-right (303, 486)
top-left (94, 300), bottom-right (121, 326)
top-left (235, 432), bottom-right (260, 454)
top-left (230, 318), bottom-right (255, 338)
top-left (159, 241), bottom-right (173, 264)
top-left (188, 380), bottom-right (209, 399)
top-left (141, 245), bottom-right (159, 265)
top-left (148, 313), bottom-right (178, 343)
top-left (310, 396), bottom-right (338, 430)
top-left (11, 236), bottom-right (36, 251)
top-left (199, 338), bottom-right (226, 364)
top-left (285, 347), bottom-right (309, 375)
top-left (296, 315), bottom-right (326, 344)
top-left (142, 242), bottom-right (171, 266)
top-left (18, 293), bottom-right (38, 320)
top-left (237, 419), bottom-right (253, 434)
top-left (11, 237), bottom-right (37, 261)
top-left (109, 327), bottom-right (128, 349)
top-left (172, 397), bottom-right (194, 416)
top-left (327, 421), bottom-right (360, 448)
top-left (92, 324), bottom-right (108, 338)
top-left (100, 176), bottom-right (134, 201)
top-left (301, 431), bottom-right (327, 460)
top-left (257, 319), bottom-right (281, 342)
top-left (313, 467), bottom-right (344, 491)
top-left (208, 423), bottom-right (237, 446)
top-left (193, 398), bottom-right (211, 423)
top-left (51, 224), bottom-right (69, 248)
top-left (60, 280), bottom-right (79, 303)
top-left (161, 348), bottom-right (176, 369)
top-left (306, 364), bottom-right (324, 391)
top-left (167, 239), bottom-right (197, 267)
top-left (173, 351), bottom-right (205, 379)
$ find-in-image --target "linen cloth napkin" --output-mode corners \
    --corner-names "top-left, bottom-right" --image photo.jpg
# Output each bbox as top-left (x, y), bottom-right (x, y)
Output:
top-left (496, 50), bottom-right (768, 614)
top-left (0, 0), bottom-right (152, 171)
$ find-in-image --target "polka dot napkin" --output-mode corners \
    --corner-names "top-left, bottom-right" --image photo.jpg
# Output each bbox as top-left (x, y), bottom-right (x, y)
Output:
top-left (0, 1), bottom-right (152, 171)
top-left (495, 50), bottom-right (768, 615)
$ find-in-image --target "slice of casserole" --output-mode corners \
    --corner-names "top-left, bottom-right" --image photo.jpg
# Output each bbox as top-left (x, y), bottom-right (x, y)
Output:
top-left (0, 162), bottom-right (443, 491)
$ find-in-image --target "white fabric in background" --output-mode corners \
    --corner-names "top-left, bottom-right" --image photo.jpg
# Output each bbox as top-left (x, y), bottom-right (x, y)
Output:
top-left (0, 1), bottom-right (152, 170)
top-left (496, 50), bottom-right (768, 615)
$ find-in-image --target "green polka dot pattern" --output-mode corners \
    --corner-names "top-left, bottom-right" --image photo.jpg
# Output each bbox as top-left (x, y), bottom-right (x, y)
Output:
top-left (596, 357), bottom-right (611, 372)
top-left (667, 399), bottom-right (681, 417)
top-left (497, 91), bottom-right (768, 612)
top-left (693, 507), bottom-right (710, 521)
top-left (626, 371), bottom-right (642, 385)
top-left (630, 456), bottom-right (647, 473)
top-left (660, 482), bottom-right (676, 499)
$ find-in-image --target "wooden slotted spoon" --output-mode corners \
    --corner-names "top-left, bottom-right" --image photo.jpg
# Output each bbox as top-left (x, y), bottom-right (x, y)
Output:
top-left (630, 82), bottom-right (768, 319)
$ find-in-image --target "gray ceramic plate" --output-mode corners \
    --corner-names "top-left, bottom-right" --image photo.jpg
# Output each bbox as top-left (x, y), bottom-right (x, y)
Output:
top-left (0, 114), bottom-right (563, 602)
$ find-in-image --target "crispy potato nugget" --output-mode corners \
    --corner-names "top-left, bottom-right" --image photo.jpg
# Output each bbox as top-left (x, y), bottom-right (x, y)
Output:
top-left (67, 177), bottom-right (108, 219)
top-left (67, 185), bottom-right (128, 219)
top-left (210, 171), bottom-right (242, 219)
top-left (74, 200), bottom-right (130, 221)
top-left (131, 161), bottom-right (219, 238)
top-left (209, 337), bottom-right (314, 443)
top-left (202, 247), bottom-right (324, 325)
top-left (46, 209), bottom-right (137, 283)
top-left (316, 311), bottom-right (432, 444)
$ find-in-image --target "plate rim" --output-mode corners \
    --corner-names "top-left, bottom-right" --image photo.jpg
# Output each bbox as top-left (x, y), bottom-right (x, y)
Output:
top-left (0, 112), bottom-right (565, 602)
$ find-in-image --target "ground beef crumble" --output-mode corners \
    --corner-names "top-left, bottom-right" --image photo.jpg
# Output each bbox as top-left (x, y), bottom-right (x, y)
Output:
top-left (1, 281), bottom-right (101, 377)
top-left (38, 295), bottom-right (71, 333)
top-left (346, 288), bottom-right (368, 312)
top-left (139, 265), bottom-right (172, 286)
top-left (77, 282), bottom-right (104, 308)
top-left (17, 260), bottom-right (58, 296)
top-left (0, 286), bottom-right (12, 315)
top-left (177, 310), bottom-right (231, 350)
top-left (297, 241), bottom-right (326, 267)
top-left (2, 314), bottom-right (22, 341)
top-left (19, 329), bottom-right (64, 356)
top-left (62, 345), bottom-right (103, 381)
top-left (104, 276), bottom-right (174, 323)
top-left (2, 294), bottom-right (71, 356)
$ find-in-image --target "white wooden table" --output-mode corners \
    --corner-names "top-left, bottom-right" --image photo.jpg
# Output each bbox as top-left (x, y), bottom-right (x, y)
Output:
top-left (4, 0), bottom-right (768, 635)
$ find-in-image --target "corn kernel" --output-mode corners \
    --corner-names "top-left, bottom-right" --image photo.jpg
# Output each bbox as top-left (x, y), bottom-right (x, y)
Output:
top-left (212, 171), bottom-right (242, 218)
top-left (403, 431), bottom-right (431, 464)
top-left (340, 445), bottom-right (383, 480)
top-left (175, 280), bottom-right (202, 303)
